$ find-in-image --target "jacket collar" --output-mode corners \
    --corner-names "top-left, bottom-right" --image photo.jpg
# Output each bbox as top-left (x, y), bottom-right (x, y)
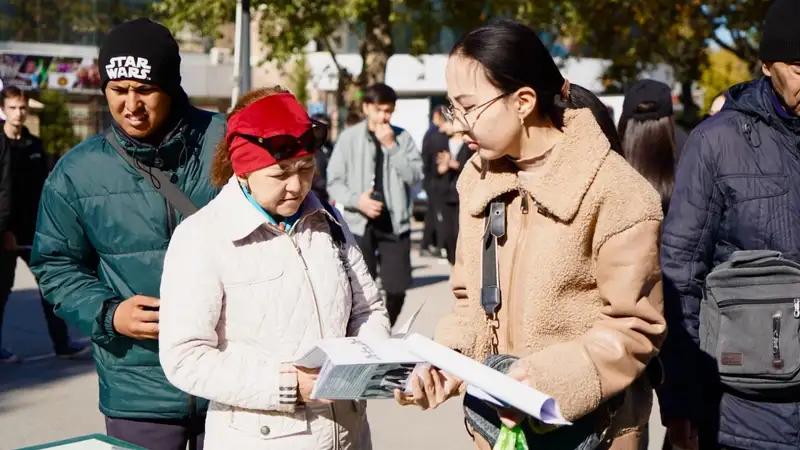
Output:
top-left (109, 103), bottom-right (197, 169)
top-left (218, 176), bottom-right (328, 242)
top-left (462, 108), bottom-right (611, 222)
top-left (0, 122), bottom-right (35, 146)
top-left (726, 78), bottom-right (800, 136)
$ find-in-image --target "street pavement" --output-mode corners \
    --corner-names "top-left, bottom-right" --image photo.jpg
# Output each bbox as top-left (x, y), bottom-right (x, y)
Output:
top-left (0, 248), bottom-right (665, 449)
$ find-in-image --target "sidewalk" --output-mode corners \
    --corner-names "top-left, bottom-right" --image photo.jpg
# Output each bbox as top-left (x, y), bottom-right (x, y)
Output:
top-left (0, 251), bottom-right (665, 449)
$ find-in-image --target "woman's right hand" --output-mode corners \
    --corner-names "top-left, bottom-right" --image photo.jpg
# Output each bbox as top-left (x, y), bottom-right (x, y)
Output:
top-left (295, 366), bottom-right (331, 404)
top-left (394, 365), bottom-right (463, 410)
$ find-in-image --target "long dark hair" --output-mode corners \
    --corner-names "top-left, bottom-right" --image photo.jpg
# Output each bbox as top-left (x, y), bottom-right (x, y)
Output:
top-left (621, 104), bottom-right (677, 213)
top-left (450, 19), bottom-right (622, 154)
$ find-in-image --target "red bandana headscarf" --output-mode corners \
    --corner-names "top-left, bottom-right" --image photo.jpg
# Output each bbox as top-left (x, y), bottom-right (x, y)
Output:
top-left (225, 93), bottom-right (317, 176)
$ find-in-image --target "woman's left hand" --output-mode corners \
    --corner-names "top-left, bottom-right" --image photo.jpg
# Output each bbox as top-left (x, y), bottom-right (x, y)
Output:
top-left (394, 365), bottom-right (462, 410)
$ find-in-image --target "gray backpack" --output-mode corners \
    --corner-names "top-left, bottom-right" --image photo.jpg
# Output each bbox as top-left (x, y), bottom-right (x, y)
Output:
top-left (700, 250), bottom-right (800, 397)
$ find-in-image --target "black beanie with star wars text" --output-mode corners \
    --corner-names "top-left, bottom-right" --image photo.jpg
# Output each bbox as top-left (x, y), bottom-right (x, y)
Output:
top-left (99, 18), bottom-right (182, 97)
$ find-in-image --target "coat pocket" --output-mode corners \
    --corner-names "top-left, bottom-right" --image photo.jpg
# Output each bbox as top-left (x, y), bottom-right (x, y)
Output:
top-left (228, 405), bottom-right (310, 440)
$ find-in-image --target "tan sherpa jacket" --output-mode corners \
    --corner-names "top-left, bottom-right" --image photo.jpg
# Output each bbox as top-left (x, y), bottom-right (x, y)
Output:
top-left (435, 108), bottom-right (667, 447)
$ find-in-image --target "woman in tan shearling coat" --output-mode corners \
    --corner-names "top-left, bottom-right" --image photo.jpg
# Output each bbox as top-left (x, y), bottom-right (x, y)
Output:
top-left (397, 20), bottom-right (666, 450)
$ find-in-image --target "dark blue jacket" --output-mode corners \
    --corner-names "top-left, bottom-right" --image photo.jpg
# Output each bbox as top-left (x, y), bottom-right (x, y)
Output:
top-left (659, 78), bottom-right (800, 449)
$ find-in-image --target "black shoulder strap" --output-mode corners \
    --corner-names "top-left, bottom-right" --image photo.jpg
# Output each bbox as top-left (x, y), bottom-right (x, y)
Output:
top-left (321, 200), bottom-right (346, 248)
top-left (481, 201), bottom-right (505, 316)
top-left (105, 129), bottom-right (199, 217)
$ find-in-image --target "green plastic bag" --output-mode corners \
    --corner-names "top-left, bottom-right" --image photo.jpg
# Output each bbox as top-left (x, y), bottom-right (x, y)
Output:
top-left (493, 424), bottom-right (529, 450)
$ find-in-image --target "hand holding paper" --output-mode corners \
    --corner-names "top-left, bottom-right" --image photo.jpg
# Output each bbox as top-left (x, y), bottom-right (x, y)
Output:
top-left (296, 366), bottom-right (331, 404)
top-left (395, 364), bottom-right (462, 410)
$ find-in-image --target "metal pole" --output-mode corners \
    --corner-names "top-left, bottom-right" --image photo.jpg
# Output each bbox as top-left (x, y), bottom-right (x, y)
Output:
top-left (239, 0), bottom-right (252, 94)
top-left (230, 0), bottom-right (243, 109)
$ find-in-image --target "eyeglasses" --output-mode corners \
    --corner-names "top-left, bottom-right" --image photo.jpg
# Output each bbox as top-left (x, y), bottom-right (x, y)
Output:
top-left (443, 93), bottom-right (509, 129)
top-left (238, 119), bottom-right (329, 161)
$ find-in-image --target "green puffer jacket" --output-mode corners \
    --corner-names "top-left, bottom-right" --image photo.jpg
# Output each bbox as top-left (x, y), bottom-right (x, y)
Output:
top-left (30, 105), bottom-right (225, 419)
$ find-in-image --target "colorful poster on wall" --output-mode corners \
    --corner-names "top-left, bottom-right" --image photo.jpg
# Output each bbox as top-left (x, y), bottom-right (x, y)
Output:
top-left (0, 54), bottom-right (52, 90)
top-left (0, 53), bottom-right (101, 92)
top-left (47, 57), bottom-right (102, 91)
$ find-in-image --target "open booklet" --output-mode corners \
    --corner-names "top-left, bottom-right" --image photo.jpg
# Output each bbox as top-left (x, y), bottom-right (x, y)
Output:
top-left (294, 303), bottom-right (570, 425)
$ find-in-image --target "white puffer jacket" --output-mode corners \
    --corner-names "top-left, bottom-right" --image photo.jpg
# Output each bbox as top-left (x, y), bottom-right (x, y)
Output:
top-left (159, 177), bottom-right (391, 450)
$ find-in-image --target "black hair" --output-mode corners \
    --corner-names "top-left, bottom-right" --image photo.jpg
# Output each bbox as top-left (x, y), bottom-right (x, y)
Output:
top-left (451, 19), bottom-right (624, 155)
top-left (362, 83), bottom-right (398, 105)
top-left (311, 113), bottom-right (331, 124)
top-left (451, 19), bottom-right (565, 127)
top-left (569, 84), bottom-right (623, 155)
top-left (0, 86), bottom-right (28, 108)
top-left (621, 106), bottom-right (677, 213)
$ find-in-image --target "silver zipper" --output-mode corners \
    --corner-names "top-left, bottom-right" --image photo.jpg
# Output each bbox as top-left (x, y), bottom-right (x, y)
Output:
top-left (793, 299), bottom-right (800, 318)
top-left (272, 211), bottom-right (339, 448)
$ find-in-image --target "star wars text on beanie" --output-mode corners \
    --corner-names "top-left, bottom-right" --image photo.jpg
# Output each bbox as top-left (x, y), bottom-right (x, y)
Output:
top-left (759, 0), bottom-right (800, 62)
top-left (99, 18), bottom-right (182, 94)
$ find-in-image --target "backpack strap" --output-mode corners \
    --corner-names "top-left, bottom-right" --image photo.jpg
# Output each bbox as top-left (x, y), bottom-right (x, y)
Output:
top-left (320, 201), bottom-right (353, 294)
top-left (321, 201), bottom-right (346, 249)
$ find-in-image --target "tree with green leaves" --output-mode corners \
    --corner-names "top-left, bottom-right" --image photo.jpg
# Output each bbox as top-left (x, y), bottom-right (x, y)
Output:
top-left (570, 0), bottom-right (769, 124)
top-left (287, 53), bottom-right (312, 107)
top-left (36, 89), bottom-right (79, 158)
top-left (0, 0), bottom-right (149, 44)
top-left (154, 0), bottom-right (536, 112)
top-left (700, 48), bottom-right (750, 111)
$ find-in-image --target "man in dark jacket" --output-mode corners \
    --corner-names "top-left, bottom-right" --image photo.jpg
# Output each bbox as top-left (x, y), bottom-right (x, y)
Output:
top-left (0, 86), bottom-right (88, 363)
top-left (659, 2), bottom-right (800, 448)
top-left (428, 130), bottom-right (471, 265)
top-left (420, 106), bottom-right (448, 256)
top-left (30, 19), bottom-right (224, 449)
top-left (310, 113), bottom-right (333, 203)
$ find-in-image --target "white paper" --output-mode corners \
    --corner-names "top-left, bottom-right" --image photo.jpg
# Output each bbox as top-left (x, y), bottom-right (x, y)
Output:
top-left (293, 302), bottom-right (428, 400)
top-left (465, 384), bottom-right (510, 408)
top-left (404, 334), bottom-right (570, 425)
top-left (392, 300), bottom-right (426, 338)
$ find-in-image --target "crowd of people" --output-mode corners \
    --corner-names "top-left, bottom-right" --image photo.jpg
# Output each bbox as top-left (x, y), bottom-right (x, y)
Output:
top-left (2, 0), bottom-right (800, 449)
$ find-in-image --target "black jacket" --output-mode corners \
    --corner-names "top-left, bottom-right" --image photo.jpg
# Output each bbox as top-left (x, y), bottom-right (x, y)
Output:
top-left (659, 78), bottom-right (800, 449)
top-left (421, 127), bottom-right (448, 195)
top-left (0, 131), bottom-right (9, 234)
top-left (311, 143), bottom-right (333, 203)
top-left (423, 133), bottom-right (472, 206)
top-left (0, 124), bottom-right (48, 245)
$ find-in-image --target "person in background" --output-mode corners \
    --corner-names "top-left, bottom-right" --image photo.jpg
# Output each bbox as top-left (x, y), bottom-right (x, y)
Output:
top-left (0, 107), bottom-right (8, 265)
top-left (620, 81), bottom-right (689, 154)
top-left (618, 79), bottom-right (677, 213)
top-left (310, 113), bottom-right (333, 203)
top-left (30, 19), bottom-right (225, 449)
top-left (345, 111), bottom-right (362, 128)
top-left (429, 130), bottom-right (472, 266)
top-left (327, 83), bottom-right (423, 326)
top-left (420, 105), bottom-right (449, 257)
top-left (159, 87), bottom-right (389, 450)
top-left (659, 1), bottom-right (800, 448)
top-left (706, 90), bottom-right (727, 117)
top-left (397, 19), bottom-right (665, 450)
top-left (0, 86), bottom-right (89, 363)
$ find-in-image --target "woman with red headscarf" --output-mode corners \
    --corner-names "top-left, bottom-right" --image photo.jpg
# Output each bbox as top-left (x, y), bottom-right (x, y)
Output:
top-left (158, 87), bottom-right (390, 450)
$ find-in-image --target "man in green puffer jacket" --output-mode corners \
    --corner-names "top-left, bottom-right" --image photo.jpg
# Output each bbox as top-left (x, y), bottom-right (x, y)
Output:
top-left (29, 19), bottom-right (224, 449)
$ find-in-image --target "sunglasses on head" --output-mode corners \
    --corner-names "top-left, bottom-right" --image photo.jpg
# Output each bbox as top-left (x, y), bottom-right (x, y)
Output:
top-left (236, 119), bottom-right (329, 160)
